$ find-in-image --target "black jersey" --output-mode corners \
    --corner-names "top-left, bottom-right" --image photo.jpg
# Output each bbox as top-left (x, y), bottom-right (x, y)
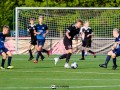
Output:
top-left (27, 24), bottom-right (37, 40)
top-left (64, 24), bottom-right (80, 41)
top-left (80, 27), bottom-right (93, 40)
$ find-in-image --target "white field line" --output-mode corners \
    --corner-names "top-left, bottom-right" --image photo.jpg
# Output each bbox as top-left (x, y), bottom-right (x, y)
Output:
top-left (2, 70), bottom-right (120, 75)
top-left (12, 78), bottom-right (120, 81)
top-left (1, 85), bottom-right (120, 89)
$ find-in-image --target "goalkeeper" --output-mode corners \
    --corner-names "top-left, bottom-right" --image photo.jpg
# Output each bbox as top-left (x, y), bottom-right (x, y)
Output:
top-left (99, 28), bottom-right (120, 70)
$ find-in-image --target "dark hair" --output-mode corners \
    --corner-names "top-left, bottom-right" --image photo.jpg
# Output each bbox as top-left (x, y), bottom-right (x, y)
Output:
top-left (76, 19), bottom-right (83, 25)
top-left (3, 25), bottom-right (9, 29)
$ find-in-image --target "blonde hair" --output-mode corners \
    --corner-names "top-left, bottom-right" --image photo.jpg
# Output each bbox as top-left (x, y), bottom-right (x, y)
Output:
top-left (38, 15), bottom-right (44, 19)
top-left (113, 28), bottom-right (119, 33)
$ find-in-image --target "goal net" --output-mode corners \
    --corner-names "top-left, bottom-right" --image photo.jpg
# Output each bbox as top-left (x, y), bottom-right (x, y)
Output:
top-left (15, 7), bottom-right (120, 54)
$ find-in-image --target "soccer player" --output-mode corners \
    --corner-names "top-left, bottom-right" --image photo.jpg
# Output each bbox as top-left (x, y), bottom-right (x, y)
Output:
top-left (80, 21), bottom-right (96, 60)
top-left (0, 25), bottom-right (14, 69)
top-left (34, 16), bottom-right (49, 63)
top-left (27, 18), bottom-right (37, 60)
top-left (99, 28), bottom-right (120, 70)
top-left (54, 19), bottom-right (83, 68)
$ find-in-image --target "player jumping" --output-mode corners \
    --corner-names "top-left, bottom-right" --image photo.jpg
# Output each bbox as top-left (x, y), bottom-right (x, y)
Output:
top-left (80, 21), bottom-right (96, 60)
top-left (34, 16), bottom-right (49, 63)
top-left (0, 25), bottom-right (14, 69)
top-left (27, 18), bottom-right (37, 61)
top-left (99, 28), bottom-right (120, 70)
top-left (54, 19), bottom-right (83, 68)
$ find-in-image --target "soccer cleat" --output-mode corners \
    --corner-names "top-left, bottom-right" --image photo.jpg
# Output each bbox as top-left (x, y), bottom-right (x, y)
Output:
top-left (34, 60), bottom-right (38, 63)
top-left (99, 64), bottom-right (107, 68)
top-left (47, 50), bottom-right (50, 57)
top-left (64, 63), bottom-right (70, 69)
top-left (28, 56), bottom-right (34, 61)
top-left (0, 67), bottom-right (5, 70)
top-left (54, 58), bottom-right (59, 65)
top-left (80, 58), bottom-right (85, 60)
top-left (93, 52), bottom-right (96, 58)
top-left (7, 66), bottom-right (14, 69)
top-left (112, 65), bottom-right (118, 70)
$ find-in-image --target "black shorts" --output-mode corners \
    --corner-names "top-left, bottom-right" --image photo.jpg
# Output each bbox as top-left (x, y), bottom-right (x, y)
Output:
top-left (82, 39), bottom-right (91, 48)
top-left (63, 38), bottom-right (72, 50)
top-left (30, 39), bottom-right (37, 46)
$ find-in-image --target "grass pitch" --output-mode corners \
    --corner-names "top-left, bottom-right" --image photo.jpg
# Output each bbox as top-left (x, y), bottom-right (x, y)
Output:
top-left (0, 54), bottom-right (120, 90)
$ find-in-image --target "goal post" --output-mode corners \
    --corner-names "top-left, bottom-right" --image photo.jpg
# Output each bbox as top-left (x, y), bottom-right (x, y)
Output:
top-left (15, 7), bottom-right (120, 54)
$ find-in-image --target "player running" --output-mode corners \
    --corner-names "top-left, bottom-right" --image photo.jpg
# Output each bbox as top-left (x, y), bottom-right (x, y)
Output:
top-left (34, 16), bottom-right (49, 63)
top-left (80, 21), bottom-right (96, 60)
top-left (0, 25), bottom-right (14, 69)
top-left (27, 18), bottom-right (37, 61)
top-left (99, 28), bottom-right (120, 70)
top-left (54, 19), bottom-right (83, 68)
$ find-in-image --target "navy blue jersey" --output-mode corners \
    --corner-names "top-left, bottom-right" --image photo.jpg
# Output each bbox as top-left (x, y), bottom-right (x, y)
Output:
top-left (64, 24), bottom-right (80, 41)
top-left (115, 35), bottom-right (120, 49)
top-left (0, 32), bottom-right (5, 48)
top-left (36, 24), bottom-right (48, 40)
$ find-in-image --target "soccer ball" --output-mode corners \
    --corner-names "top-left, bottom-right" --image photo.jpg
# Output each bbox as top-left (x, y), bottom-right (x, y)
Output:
top-left (71, 62), bottom-right (78, 69)
top-left (51, 85), bottom-right (56, 89)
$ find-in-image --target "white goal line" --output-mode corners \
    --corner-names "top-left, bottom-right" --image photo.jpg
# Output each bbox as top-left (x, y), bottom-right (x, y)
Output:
top-left (1, 85), bottom-right (120, 89)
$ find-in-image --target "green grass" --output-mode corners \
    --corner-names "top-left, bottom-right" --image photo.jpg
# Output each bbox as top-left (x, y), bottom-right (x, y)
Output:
top-left (0, 54), bottom-right (120, 90)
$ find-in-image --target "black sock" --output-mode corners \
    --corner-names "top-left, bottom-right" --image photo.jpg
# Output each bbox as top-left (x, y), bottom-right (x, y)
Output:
top-left (82, 50), bottom-right (85, 58)
top-left (39, 51), bottom-right (44, 59)
top-left (29, 49), bottom-right (33, 57)
top-left (59, 54), bottom-right (67, 59)
top-left (36, 51), bottom-right (40, 61)
top-left (41, 49), bottom-right (48, 53)
top-left (88, 50), bottom-right (94, 54)
top-left (66, 53), bottom-right (72, 63)
top-left (1, 59), bottom-right (5, 67)
top-left (8, 57), bottom-right (12, 66)
top-left (105, 55), bottom-right (111, 65)
top-left (113, 58), bottom-right (117, 66)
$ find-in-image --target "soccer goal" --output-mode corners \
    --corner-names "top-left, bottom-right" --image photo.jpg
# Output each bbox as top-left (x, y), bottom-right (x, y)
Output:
top-left (15, 7), bottom-right (120, 54)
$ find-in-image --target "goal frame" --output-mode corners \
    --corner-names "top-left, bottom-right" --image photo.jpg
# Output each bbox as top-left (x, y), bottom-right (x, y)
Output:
top-left (15, 7), bottom-right (120, 54)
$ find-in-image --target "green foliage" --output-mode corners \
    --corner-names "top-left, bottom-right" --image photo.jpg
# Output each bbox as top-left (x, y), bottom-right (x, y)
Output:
top-left (0, 0), bottom-right (120, 32)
